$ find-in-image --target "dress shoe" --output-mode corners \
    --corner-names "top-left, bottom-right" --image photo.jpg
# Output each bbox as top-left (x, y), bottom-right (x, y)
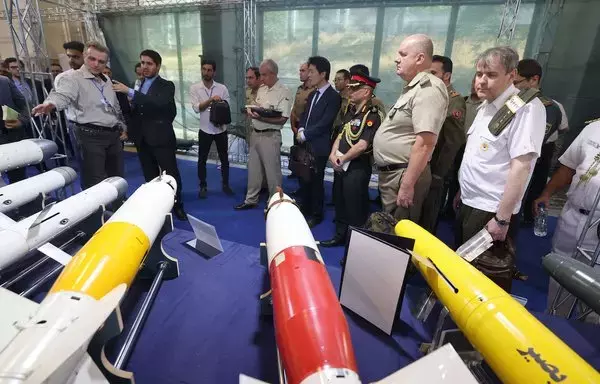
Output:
top-left (198, 187), bottom-right (207, 199)
top-left (320, 236), bottom-right (345, 248)
top-left (287, 173), bottom-right (297, 179)
top-left (234, 202), bottom-right (257, 210)
top-left (223, 185), bottom-right (234, 196)
top-left (173, 205), bottom-right (187, 221)
top-left (306, 216), bottom-right (323, 228)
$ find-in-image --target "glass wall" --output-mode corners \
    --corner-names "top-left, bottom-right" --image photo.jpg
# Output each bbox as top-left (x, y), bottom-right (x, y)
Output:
top-left (100, 11), bottom-right (203, 139)
top-left (262, 1), bottom-right (539, 149)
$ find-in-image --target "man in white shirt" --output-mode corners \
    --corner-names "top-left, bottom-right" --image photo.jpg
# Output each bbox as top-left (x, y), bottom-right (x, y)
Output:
top-left (235, 59), bottom-right (292, 210)
top-left (455, 47), bottom-right (546, 285)
top-left (189, 59), bottom-right (233, 199)
top-left (534, 119), bottom-right (600, 316)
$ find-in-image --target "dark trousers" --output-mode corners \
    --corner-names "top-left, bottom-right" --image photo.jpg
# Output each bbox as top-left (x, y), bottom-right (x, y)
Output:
top-left (522, 142), bottom-right (555, 222)
top-left (443, 144), bottom-right (465, 219)
top-left (333, 159), bottom-right (372, 237)
top-left (74, 126), bottom-right (123, 190)
top-left (197, 130), bottom-right (229, 187)
top-left (136, 138), bottom-right (184, 207)
top-left (455, 203), bottom-right (520, 249)
top-left (299, 155), bottom-right (328, 219)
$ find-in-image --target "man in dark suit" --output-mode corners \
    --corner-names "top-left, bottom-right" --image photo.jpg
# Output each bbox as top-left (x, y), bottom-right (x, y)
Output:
top-left (0, 74), bottom-right (30, 183)
top-left (296, 56), bottom-right (341, 227)
top-left (112, 49), bottom-right (186, 221)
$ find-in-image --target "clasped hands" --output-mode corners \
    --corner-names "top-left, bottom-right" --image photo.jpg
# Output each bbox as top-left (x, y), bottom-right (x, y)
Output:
top-left (329, 153), bottom-right (345, 172)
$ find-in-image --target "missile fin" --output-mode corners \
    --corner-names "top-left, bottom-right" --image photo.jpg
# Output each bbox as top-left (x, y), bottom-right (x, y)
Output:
top-left (0, 287), bottom-right (38, 352)
top-left (28, 201), bottom-right (57, 230)
top-left (23, 284), bottom-right (127, 384)
top-left (37, 242), bottom-right (73, 265)
top-left (374, 344), bottom-right (478, 383)
top-left (239, 374), bottom-right (270, 384)
top-left (410, 251), bottom-right (435, 269)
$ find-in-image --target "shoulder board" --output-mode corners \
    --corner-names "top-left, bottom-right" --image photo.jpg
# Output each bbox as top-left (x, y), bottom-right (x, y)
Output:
top-left (538, 94), bottom-right (553, 106)
top-left (419, 74), bottom-right (431, 86)
top-left (585, 117), bottom-right (600, 124)
top-left (449, 90), bottom-right (461, 98)
top-left (488, 88), bottom-right (540, 136)
top-left (463, 96), bottom-right (468, 101)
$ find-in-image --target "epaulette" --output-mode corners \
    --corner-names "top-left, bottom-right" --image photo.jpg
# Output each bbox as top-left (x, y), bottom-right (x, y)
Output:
top-left (419, 74), bottom-right (431, 86)
top-left (538, 94), bottom-right (553, 107)
top-left (585, 117), bottom-right (600, 124)
top-left (449, 90), bottom-right (461, 98)
top-left (488, 88), bottom-right (540, 136)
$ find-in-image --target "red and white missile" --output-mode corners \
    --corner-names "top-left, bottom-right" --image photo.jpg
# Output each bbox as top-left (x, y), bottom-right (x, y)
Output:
top-left (0, 139), bottom-right (58, 172)
top-left (0, 174), bottom-right (177, 384)
top-left (0, 166), bottom-right (78, 213)
top-left (0, 176), bottom-right (128, 270)
top-left (264, 190), bottom-right (359, 384)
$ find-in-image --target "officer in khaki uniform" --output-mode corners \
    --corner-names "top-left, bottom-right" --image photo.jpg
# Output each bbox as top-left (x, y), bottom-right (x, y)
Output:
top-left (321, 73), bottom-right (385, 247)
top-left (420, 55), bottom-right (466, 233)
top-left (244, 66), bottom-right (262, 136)
top-left (373, 34), bottom-right (449, 222)
top-left (290, 62), bottom-right (315, 141)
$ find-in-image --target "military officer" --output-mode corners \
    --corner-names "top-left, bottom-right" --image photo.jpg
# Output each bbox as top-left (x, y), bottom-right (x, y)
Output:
top-left (534, 118), bottom-right (600, 316)
top-left (373, 34), bottom-right (449, 222)
top-left (513, 59), bottom-right (563, 225)
top-left (420, 55), bottom-right (466, 233)
top-left (290, 62), bottom-right (315, 141)
top-left (321, 73), bottom-right (384, 247)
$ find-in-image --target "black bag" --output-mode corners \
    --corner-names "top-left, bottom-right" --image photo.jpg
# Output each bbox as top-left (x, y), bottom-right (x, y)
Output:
top-left (210, 100), bottom-right (232, 126)
top-left (472, 239), bottom-right (517, 293)
top-left (288, 145), bottom-right (315, 182)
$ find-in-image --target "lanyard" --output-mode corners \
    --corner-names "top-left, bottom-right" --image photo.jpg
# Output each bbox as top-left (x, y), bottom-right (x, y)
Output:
top-left (90, 78), bottom-right (117, 114)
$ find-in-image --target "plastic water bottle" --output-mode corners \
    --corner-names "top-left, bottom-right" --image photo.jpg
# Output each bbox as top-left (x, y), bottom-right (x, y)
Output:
top-left (534, 203), bottom-right (548, 237)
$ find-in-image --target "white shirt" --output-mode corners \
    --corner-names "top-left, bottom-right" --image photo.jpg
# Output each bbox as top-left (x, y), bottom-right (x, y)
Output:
top-left (252, 80), bottom-right (292, 131)
top-left (558, 121), bottom-right (600, 212)
top-left (546, 99), bottom-right (569, 143)
top-left (459, 84), bottom-right (546, 214)
top-left (189, 80), bottom-right (231, 135)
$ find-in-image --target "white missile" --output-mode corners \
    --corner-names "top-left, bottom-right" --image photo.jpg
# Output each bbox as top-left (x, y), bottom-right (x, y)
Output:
top-left (0, 176), bottom-right (128, 271)
top-left (0, 174), bottom-right (177, 384)
top-left (0, 139), bottom-right (58, 172)
top-left (0, 166), bottom-right (78, 213)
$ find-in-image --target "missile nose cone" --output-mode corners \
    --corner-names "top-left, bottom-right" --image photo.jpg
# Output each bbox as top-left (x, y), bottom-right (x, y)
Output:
top-left (105, 177), bottom-right (128, 198)
top-left (30, 139), bottom-right (58, 160)
top-left (542, 253), bottom-right (563, 274)
top-left (53, 166), bottom-right (78, 184)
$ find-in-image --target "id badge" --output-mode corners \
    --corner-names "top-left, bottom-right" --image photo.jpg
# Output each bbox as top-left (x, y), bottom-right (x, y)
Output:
top-left (101, 98), bottom-right (110, 112)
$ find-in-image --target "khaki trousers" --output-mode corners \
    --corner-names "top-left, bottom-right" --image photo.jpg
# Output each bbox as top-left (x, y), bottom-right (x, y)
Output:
top-left (244, 130), bottom-right (282, 204)
top-left (378, 164), bottom-right (431, 222)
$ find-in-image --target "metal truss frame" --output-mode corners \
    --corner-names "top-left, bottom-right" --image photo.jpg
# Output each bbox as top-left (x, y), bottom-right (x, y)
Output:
top-left (497, 0), bottom-right (521, 43)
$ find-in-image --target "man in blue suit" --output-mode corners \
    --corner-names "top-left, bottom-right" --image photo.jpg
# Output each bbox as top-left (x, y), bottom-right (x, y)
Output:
top-left (0, 74), bottom-right (30, 184)
top-left (297, 56), bottom-right (341, 228)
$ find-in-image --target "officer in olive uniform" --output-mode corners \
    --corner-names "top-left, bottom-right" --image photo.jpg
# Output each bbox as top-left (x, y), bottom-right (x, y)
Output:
top-left (420, 55), bottom-right (466, 233)
top-left (321, 73), bottom-right (384, 247)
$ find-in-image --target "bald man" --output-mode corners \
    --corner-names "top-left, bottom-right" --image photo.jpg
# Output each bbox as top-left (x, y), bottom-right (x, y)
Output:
top-left (373, 34), bottom-right (449, 222)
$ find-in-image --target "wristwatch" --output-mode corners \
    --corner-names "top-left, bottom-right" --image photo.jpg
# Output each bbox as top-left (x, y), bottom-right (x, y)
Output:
top-left (494, 215), bottom-right (510, 226)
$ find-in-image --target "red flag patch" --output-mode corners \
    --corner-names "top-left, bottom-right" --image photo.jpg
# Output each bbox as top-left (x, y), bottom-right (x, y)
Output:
top-left (452, 110), bottom-right (463, 119)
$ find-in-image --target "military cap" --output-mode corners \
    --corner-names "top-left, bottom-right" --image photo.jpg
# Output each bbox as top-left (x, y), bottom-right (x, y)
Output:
top-left (348, 72), bottom-right (381, 89)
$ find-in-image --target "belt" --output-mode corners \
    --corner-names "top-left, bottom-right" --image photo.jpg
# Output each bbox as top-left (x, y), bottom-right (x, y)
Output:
top-left (377, 163), bottom-right (408, 172)
top-left (70, 121), bottom-right (119, 132)
top-left (254, 128), bottom-right (280, 133)
top-left (579, 208), bottom-right (591, 216)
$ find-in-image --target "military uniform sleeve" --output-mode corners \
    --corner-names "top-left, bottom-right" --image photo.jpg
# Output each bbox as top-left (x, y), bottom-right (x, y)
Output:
top-left (412, 82), bottom-right (448, 135)
top-left (359, 111), bottom-right (382, 145)
top-left (558, 122), bottom-right (593, 169)
top-left (277, 87), bottom-right (292, 118)
top-left (507, 98), bottom-right (546, 160)
top-left (431, 96), bottom-right (466, 179)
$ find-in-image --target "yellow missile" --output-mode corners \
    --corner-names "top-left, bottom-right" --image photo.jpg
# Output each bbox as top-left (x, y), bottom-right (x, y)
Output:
top-left (395, 220), bottom-right (600, 384)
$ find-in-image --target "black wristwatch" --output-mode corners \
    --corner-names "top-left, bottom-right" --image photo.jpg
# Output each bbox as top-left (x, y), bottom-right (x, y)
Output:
top-left (494, 215), bottom-right (510, 226)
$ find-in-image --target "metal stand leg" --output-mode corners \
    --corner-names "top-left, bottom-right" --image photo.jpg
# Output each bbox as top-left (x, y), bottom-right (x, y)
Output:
top-left (114, 261), bottom-right (168, 370)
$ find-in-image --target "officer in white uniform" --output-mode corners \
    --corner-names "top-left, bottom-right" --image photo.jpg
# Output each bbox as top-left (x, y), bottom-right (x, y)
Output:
top-left (534, 119), bottom-right (600, 315)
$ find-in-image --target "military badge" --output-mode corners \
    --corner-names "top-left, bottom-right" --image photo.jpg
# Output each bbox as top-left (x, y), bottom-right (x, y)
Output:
top-left (481, 142), bottom-right (489, 151)
top-left (452, 110), bottom-right (462, 119)
top-left (367, 120), bottom-right (373, 127)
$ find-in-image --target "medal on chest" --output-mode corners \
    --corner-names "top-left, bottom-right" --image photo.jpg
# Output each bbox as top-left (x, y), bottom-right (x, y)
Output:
top-left (578, 151), bottom-right (600, 187)
top-left (350, 119), bottom-right (362, 135)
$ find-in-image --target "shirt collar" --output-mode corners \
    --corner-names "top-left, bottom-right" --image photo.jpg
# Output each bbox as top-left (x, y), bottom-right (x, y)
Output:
top-left (316, 82), bottom-right (330, 94)
top-left (406, 71), bottom-right (428, 88)
top-left (487, 84), bottom-right (519, 111)
top-left (145, 75), bottom-right (159, 83)
top-left (79, 65), bottom-right (97, 79)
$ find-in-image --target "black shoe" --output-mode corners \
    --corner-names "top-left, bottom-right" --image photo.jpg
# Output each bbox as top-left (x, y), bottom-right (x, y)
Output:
top-left (306, 216), bottom-right (323, 228)
top-left (223, 185), bottom-right (234, 196)
top-left (320, 236), bottom-right (345, 247)
top-left (234, 202), bottom-right (257, 210)
top-left (288, 173), bottom-right (297, 179)
top-left (198, 187), bottom-right (207, 199)
top-left (173, 205), bottom-right (187, 221)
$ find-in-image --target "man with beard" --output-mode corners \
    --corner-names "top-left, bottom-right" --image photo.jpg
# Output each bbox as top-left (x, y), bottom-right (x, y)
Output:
top-left (190, 58), bottom-right (233, 199)
top-left (113, 49), bottom-right (186, 220)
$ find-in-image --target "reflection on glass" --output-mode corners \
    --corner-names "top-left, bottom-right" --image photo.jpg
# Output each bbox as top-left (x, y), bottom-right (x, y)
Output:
top-left (318, 8), bottom-right (377, 73)
top-left (378, 6), bottom-right (451, 110)
top-left (452, 4), bottom-right (534, 95)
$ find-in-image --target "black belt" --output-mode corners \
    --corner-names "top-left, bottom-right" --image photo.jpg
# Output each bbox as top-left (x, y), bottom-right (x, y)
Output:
top-left (254, 128), bottom-right (280, 133)
top-left (70, 121), bottom-right (119, 132)
top-left (377, 163), bottom-right (408, 172)
top-left (579, 208), bottom-right (591, 216)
